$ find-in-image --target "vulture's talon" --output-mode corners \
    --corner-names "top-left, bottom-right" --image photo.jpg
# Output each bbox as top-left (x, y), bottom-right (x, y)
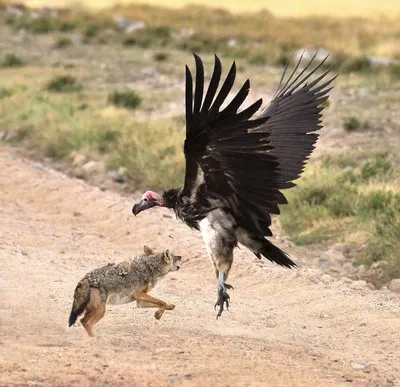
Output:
top-left (224, 283), bottom-right (234, 290)
top-left (215, 285), bottom-right (231, 319)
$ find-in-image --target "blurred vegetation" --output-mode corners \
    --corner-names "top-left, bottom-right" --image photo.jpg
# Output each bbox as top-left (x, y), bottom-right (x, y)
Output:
top-left (54, 36), bottom-right (72, 48)
top-left (343, 117), bottom-right (371, 132)
top-left (1, 53), bottom-right (24, 68)
top-left (2, 3), bottom-right (400, 75)
top-left (280, 153), bottom-right (400, 286)
top-left (108, 90), bottom-right (142, 110)
top-left (46, 75), bottom-right (82, 92)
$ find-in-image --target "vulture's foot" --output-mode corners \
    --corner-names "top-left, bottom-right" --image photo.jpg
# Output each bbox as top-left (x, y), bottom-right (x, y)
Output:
top-left (214, 283), bottom-right (232, 319)
top-left (224, 282), bottom-right (234, 290)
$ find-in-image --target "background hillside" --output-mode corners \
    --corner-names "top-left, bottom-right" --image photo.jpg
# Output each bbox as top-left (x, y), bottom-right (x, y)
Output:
top-left (13, 0), bottom-right (400, 17)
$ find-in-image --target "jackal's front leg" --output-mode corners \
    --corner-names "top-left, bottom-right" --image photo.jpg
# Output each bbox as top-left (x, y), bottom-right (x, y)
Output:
top-left (134, 291), bottom-right (175, 320)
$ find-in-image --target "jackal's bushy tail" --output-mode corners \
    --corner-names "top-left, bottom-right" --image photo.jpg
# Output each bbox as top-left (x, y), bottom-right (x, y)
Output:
top-left (69, 279), bottom-right (90, 327)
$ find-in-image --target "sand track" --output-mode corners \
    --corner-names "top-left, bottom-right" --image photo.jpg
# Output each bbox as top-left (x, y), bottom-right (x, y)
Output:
top-left (0, 146), bottom-right (399, 386)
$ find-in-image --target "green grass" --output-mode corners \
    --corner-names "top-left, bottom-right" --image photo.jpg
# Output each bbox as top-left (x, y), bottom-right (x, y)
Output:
top-left (280, 153), bottom-right (400, 285)
top-left (0, 79), bottom-right (184, 190)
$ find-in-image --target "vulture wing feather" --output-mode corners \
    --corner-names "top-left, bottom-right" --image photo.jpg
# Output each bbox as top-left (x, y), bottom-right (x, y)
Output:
top-left (181, 53), bottom-right (336, 235)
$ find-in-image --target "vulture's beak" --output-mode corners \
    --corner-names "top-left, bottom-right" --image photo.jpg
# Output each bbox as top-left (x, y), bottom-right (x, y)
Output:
top-left (132, 199), bottom-right (156, 216)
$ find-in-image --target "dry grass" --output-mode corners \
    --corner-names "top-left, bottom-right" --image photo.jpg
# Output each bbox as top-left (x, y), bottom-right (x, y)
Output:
top-left (3, 2), bottom-right (400, 61)
top-left (12, 0), bottom-right (400, 18)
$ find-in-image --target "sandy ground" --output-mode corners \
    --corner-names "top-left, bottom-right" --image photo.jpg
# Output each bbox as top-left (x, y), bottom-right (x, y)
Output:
top-left (0, 145), bottom-right (399, 387)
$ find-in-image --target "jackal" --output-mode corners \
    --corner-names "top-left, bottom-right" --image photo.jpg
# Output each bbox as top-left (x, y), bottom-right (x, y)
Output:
top-left (68, 246), bottom-right (182, 337)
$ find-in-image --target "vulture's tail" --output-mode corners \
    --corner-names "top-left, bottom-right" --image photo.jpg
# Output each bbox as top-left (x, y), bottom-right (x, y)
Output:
top-left (255, 238), bottom-right (297, 268)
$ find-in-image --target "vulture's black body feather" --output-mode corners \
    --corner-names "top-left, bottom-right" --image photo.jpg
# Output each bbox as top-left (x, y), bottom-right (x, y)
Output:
top-left (132, 52), bottom-right (336, 318)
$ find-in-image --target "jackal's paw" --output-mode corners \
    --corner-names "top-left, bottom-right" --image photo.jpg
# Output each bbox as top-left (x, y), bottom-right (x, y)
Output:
top-left (166, 304), bottom-right (175, 310)
top-left (154, 309), bottom-right (164, 320)
top-left (214, 287), bottom-right (231, 319)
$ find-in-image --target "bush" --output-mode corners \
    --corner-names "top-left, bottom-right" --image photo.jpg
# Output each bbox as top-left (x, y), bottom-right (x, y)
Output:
top-left (179, 34), bottom-right (222, 53)
top-left (249, 54), bottom-right (267, 66)
top-left (341, 56), bottom-right (372, 73)
top-left (0, 87), bottom-right (13, 99)
top-left (153, 52), bottom-right (169, 62)
top-left (84, 25), bottom-right (99, 39)
top-left (21, 16), bottom-right (59, 33)
top-left (1, 53), bottom-right (24, 68)
top-left (360, 155), bottom-right (392, 180)
top-left (123, 37), bottom-right (137, 46)
top-left (123, 35), bottom-right (151, 48)
top-left (108, 90), bottom-right (142, 110)
top-left (54, 36), bottom-right (72, 48)
top-left (343, 116), bottom-right (370, 132)
top-left (46, 75), bottom-right (82, 93)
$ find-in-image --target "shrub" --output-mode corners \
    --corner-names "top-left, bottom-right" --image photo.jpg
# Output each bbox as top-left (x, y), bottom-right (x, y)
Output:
top-left (46, 75), bottom-right (82, 93)
top-left (249, 54), bottom-right (267, 66)
top-left (341, 56), bottom-right (372, 73)
top-left (54, 36), bottom-right (72, 48)
top-left (343, 116), bottom-right (370, 132)
top-left (84, 25), bottom-right (99, 39)
top-left (1, 53), bottom-right (24, 68)
top-left (0, 87), bottom-right (12, 99)
top-left (153, 52), bottom-right (169, 62)
top-left (108, 90), bottom-right (142, 110)
top-left (123, 37), bottom-right (137, 46)
top-left (360, 155), bottom-right (392, 180)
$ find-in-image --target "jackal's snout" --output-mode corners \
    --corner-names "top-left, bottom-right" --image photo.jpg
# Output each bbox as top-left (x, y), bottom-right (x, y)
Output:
top-left (173, 254), bottom-right (182, 271)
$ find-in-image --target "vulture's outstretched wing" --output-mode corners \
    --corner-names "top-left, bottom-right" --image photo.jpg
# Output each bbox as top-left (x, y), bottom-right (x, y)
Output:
top-left (182, 53), bottom-right (336, 235)
top-left (256, 51), bottom-right (337, 188)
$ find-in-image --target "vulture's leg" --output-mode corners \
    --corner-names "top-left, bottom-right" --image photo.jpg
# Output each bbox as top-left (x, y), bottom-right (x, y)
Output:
top-left (215, 269), bottom-right (232, 319)
top-left (199, 209), bottom-right (236, 319)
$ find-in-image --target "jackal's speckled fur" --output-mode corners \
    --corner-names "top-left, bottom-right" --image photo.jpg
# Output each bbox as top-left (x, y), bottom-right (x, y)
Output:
top-left (68, 246), bottom-right (182, 337)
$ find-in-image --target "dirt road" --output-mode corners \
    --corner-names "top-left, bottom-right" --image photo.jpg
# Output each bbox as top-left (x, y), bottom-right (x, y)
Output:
top-left (0, 146), bottom-right (399, 386)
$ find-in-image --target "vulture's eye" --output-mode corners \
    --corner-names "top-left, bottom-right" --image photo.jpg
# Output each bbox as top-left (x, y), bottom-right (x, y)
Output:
top-left (143, 198), bottom-right (148, 202)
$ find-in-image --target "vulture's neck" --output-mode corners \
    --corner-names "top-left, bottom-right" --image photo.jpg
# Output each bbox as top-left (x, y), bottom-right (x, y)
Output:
top-left (162, 188), bottom-right (181, 209)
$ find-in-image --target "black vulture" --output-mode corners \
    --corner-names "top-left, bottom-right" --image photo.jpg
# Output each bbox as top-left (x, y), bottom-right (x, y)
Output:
top-left (133, 52), bottom-right (336, 318)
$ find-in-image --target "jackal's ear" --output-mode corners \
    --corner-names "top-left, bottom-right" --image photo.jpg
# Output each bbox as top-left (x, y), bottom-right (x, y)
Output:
top-left (163, 249), bottom-right (171, 263)
top-left (143, 245), bottom-right (153, 255)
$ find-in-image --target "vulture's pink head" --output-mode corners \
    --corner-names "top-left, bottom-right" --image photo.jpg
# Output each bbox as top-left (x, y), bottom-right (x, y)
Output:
top-left (132, 191), bottom-right (164, 216)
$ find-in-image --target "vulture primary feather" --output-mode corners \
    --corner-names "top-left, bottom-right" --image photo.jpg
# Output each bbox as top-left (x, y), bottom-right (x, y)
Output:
top-left (132, 52), bottom-right (336, 318)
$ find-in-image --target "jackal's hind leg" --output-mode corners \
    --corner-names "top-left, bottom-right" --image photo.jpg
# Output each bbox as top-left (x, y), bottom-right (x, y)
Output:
top-left (80, 289), bottom-right (106, 337)
top-left (80, 308), bottom-right (96, 337)
top-left (84, 305), bottom-right (105, 337)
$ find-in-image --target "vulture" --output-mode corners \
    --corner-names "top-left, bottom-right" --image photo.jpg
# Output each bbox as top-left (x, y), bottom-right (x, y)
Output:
top-left (132, 52), bottom-right (336, 318)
